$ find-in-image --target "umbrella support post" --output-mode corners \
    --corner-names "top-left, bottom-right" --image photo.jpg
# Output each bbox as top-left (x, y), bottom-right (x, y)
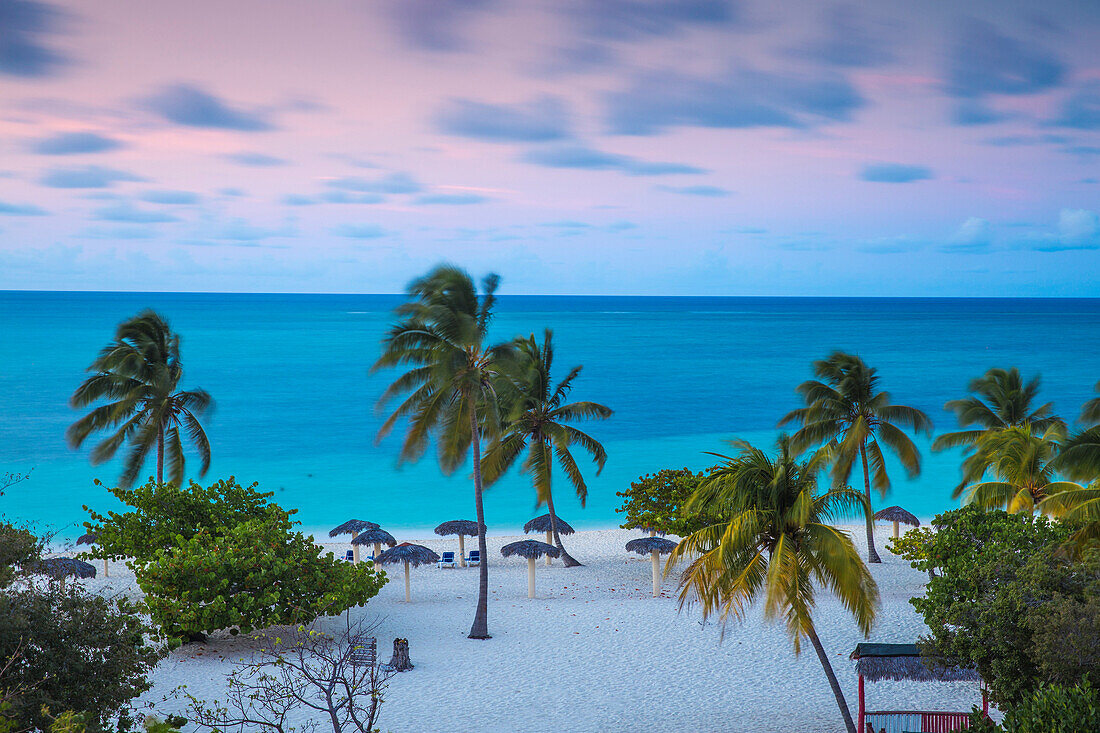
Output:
top-left (374, 542), bottom-right (381, 560)
top-left (351, 531), bottom-right (360, 564)
top-left (527, 558), bottom-right (536, 598)
top-left (459, 535), bottom-right (466, 567)
top-left (545, 531), bottom-right (553, 565)
top-left (404, 560), bottom-right (411, 602)
top-left (892, 520), bottom-right (900, 539)
top-left (103, 557), bottom-right (109, 578)
top-left (651, 551), bottom-right (660, 597)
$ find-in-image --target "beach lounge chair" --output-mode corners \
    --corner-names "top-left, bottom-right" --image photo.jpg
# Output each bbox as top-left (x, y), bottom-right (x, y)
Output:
top-left (466, 550), bottom-right (480, 566)
top-left (343, 550), bottom-right (354, 562)
top-left (438, 551), bottom-right (457, 568)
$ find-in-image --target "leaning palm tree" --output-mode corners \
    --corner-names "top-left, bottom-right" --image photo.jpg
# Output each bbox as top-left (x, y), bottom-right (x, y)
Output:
top-left (374, 264), bottom-right (512, 640)
top-left (958, 424), bottom-right (1083, 514)
top-left (668, 437), bottom-right (878, 733)
top-left (932, 367), bottom-right (1064, 489)
top-left (482, 330), bottom-right (612, 567)
top-left (780, 352), bottom-right (932, 563)
top-left (67, 310), bottom-right (213, 488)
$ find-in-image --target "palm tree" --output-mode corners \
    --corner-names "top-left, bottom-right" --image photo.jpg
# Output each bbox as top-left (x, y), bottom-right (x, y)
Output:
top-left (668, 437), bottom-right (878, 733)
top-left (1081, 380), bottom-right (1100, 426)
top-left (958, 424), bottom-right (1083, 514)
top-left (374, 264), bottom-right (512, 640)
top-left (1049, 381), bottom-right (1100, 485)
top-left (932, 367), bottom-right (1064, 489)
top-left (67, 310), bottom-right (213, 488)
top-left (482, 330), bottom-right (612, 567)
top-left (779, 352), bottom-right (932, 563)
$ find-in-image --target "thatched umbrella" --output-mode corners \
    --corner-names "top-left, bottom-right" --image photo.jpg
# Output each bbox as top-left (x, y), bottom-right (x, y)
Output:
top-left (375, 543), bottom-right (439, 602)
top-left (329, 520), bottom-right (380, 564)
top-left (76, 532), bottom-right (108, 578)
top-left (31, 557), bottom-right (96, 590)
top-left (501, 540), bottom-right (560, 598)
top-left (350, 528), bottom-right (397, 561)
top-left (626, 537), bottom-right (678, 597)
top-left (434, 520), bottom-right (481, 567)
top-left (523, 514), bottom-right (574, 566)
top-left (874, 506), bottom-right (920, 539)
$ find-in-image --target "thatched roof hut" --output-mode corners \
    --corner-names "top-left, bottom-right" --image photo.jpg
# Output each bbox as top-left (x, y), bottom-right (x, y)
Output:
top-left (873, 506), bottom-right (921, 539)
top-left (523, 514), bottom-right (574, 535)
top-left (502, 540), bottom-right (560, 599)
top-left (434, 520), bottom-right (482, 537)
top-left (501, 540), bottom-right (561, 560)
top-left (850, 644), bottom-right (980, 683)
top-left (626, 537), bottom-right (678, 555)
top-left (31, 557), bottom-right (97, 580)
top-left (76, 532), bottom-right (98, 545)
top-left (375, 543), bottom-right (439, 567)
top-left (350, 528), bottom-right (397, 548)
top-left (329, 519), bottom-right (380, 538)
top-left (375, 543), bottom-right (440, 603)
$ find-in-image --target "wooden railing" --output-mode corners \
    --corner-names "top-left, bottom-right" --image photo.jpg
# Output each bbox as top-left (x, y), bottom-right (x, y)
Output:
top-left (865, 710), bottom-right (972, 733)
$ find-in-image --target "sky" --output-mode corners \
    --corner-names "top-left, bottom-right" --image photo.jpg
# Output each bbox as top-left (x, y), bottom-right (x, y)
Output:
top-left (1, 0), bottom-right (1099, 296)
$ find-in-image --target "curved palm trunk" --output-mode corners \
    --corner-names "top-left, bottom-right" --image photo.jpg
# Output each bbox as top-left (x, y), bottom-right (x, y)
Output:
top-left (806, 622), bottom-right (858, 733)
top-left (156, 424), bottom-right (164, 485)
top-left (546, 491), bottom-right (582, 567)
top-left (859, 441), bottom-right (882, 563)
top-left (468, 405), bottom-right (491, 639)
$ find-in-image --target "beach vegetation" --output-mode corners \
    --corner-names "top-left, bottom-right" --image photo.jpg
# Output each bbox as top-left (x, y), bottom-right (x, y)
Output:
top-left (374, 264), bottom-right (513, 640)
top-left (616, 468), bottom-right (712, 537)
top-left (780, 351), bottom-right (932, 563)
top-left (179, 619), bottom-right (395, 733)
top-left (67, 310), bottom-right (213, 488)
top-left (977, 680), bottom-right (1100, 733)
top-left (0, 524), bottom-right (163, 733)
top-left (484, 329), bottom-right (612, 566)
top-left (894, 506), bottom-right (1100, 705)
top-left (932, 368), bottom-right (1064, 492)
top-left (84, 477), bottom-right (386, 643)
top-left (668, 436), bottom-right (878, 733)
top-left (954, 424), bottom-right (1084, 514)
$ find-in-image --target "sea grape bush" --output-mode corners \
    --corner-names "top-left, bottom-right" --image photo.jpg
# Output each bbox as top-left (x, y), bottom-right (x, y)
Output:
top-left (86, 477), bottom-right (387, 642)
top-left (616, 468), bottom-right (713, 537)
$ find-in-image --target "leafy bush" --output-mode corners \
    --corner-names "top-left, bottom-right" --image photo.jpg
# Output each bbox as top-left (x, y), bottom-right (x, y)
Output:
top-left (0, 535), bottom-right (163, 732)
top-left (999, 681), bottom-right (1100, 733)
top-left (895, 506), bottom-right (1083, 705)
top-left (0, 522), bottom-right (40, 588)
top-left (616, 468), bottom-right (713, 537)
top-left (85, 477), bottom-right (386, 642)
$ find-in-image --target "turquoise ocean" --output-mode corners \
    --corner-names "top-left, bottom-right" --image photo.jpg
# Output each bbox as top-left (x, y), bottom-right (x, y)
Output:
top-left (2, 292), bottom-right (1099, 539)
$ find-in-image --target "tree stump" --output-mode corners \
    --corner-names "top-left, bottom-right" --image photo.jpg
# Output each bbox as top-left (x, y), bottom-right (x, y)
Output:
top-left (389, 638), bottom-right (413, 671)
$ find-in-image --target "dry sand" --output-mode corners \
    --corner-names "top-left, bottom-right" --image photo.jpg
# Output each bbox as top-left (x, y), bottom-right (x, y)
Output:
top-left (75, 525), bottom-right (987, 733)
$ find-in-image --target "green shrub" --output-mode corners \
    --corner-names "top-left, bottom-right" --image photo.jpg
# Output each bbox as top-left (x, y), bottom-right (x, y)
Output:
top-left (86, 477), bottom-right (386, 642)
top-left (616, 468), bottom-right (713, 537)
top-left (1001, 680), bottom-right (1100, 733)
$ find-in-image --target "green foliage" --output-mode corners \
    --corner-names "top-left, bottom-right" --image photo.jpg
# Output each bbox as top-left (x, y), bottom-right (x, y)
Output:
top-left (1023, 552), bottom-right (1100, 686)
top-left (0, 581), bottom-right (162, 732)
top-left (901, 506), bottom-right (1085, 705)
top-left (998, 681), bottom-right (1100, 733)
top-left (137, 512), bottom-right (386, 641)
top-left (84, 477), bottom-right (278, 564)
top-left (617, 468), bottom-right (714, 537)
top-left (0, 522), bottom-right (41, 588)
top-left (142, 716), bottom-right (185, 733)
top-left (885, 526), bottom-right (934, 562)
top-left (67, 309), bottom-right (213, 488)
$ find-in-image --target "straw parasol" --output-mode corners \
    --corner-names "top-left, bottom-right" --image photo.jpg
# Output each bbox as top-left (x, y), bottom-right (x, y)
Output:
top-left (501, 540), bottom-right (560, 598)
top-left (434, 520), bottom-right (482, 567)
top-left (350, 528), bottom-right (397, 561)
top-left (626, 537), bottom-right (678, 597)
top-left (329, 519), bottom-right (380, 564)
top-left (31, 557), bottom-right (96, 590)
top-left (374, 543), bottom-right (440, 602)
top-left (523, 514), bottom-right (574, 566)
top-left (76, 532), bottom-right (108, 577)
top-left (874, 506), bottom-right (920, 539)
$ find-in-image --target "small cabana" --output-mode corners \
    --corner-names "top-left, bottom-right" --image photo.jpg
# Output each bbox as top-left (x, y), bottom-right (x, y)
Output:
top-left (329, 520), bottom-right (380, 564)
top-left (873, 506), bottom-right (921, 540)
top-left (351, 528), bottom-right (397, 562)
top-left (76, 532), bottom-right (108, 577)
top-left (434, 520), bottom-right (481, 567)
top-left (523, 514), bottom-right (574, 566)
top-left (851, 643), bottom-right (987, 733)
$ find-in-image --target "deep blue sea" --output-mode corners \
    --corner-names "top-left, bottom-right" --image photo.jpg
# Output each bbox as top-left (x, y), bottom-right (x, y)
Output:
top-left (2, 292), bottom-right (1099, 540)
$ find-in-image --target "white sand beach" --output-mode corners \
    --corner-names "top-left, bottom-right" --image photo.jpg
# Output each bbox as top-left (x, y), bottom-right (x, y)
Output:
top-left (78, 525), bottom-right (986, 733)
